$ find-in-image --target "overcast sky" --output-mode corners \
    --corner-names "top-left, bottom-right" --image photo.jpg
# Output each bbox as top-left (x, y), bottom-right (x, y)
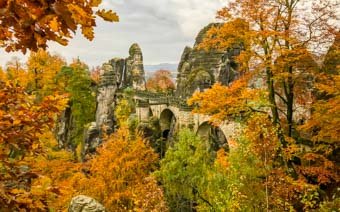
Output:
top-left (0, 0), bottom-right (226, 68)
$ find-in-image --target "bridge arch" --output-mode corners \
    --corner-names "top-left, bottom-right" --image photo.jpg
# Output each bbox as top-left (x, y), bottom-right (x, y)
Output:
top-left (196, 121), bottom-right (229, 152)
top-left (159, 108), bottom-right (177, 140)
top-left (148, 107), bottom-right (153, 117)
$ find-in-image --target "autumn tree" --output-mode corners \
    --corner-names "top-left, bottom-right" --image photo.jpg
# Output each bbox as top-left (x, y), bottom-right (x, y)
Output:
top-left (0, 0), bottom-right (119, 53)
top-left (90, 66), bottom-right (101, 84)
top-left (76, 127), bottom-right (168, 211)
top-left (300, 32), bottom-right (340, 143)
top-left (146, 70), bottom-right (175, 93)
top-left (197, 0), bottom-right (337, 138)
top-left (189, 0), bottom-right (339, 209)
top-left (4, 57), bottom-right (29, 87)
top-left (0, 66), bottom-right (5, 80)
top-left (31, 130), bottom-right (81, 211)
top-left (27, 49), bottom-right (66, 97)
top-left (203, 136), bottom-right (268, 211)
top-left (0, 80), bottom-right (68, 210)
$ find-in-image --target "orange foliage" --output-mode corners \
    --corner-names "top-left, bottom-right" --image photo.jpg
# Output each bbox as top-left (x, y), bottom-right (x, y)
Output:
top-left (27, 49), bottom-right (66, 95)
top-left (0, 80), bottom-right (68, 210)
top-left (188, 74), bottom-right (265, 124)
top-left (215, 149), bottom-right (229, 170)
top-left (300, 74), bottom-right (340, 143)
top-left (90, 66), bottom-right (101, 84)
top-left (5, 57), bottom-right (30, 88)
top-left (198, 0), bottom-right (337, 135)
top-left (189, 1), bottom-right (339, 209)
top-left (30, 131), bottom-right (81, 211)
top-left (146, 70), bottom-right (175, 93)
top-left (76, 127), bottom-right (168, 211)
top-left (0, 0), bottom-right (119, 53)
top-left (244, 114), bottom-right (279, 164)
top-left (0, 66), bottom-right (5, 81)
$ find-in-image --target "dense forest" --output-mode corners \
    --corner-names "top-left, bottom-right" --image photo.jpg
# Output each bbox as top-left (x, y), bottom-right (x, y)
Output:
top-left (0, 0), bottom-right (339, 211)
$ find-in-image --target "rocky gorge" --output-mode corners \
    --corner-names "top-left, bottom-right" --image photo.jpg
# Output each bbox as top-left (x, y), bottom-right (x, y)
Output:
top-left (56, 23), bottom-right (241, 159)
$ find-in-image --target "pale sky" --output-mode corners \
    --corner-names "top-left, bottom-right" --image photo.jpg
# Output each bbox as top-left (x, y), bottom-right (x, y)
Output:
top-left (0, 0), bottom-right (226, 68)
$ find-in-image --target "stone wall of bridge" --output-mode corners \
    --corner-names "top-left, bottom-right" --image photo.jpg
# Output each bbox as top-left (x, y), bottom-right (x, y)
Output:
top-left (135, 94), bottom-right (241, 144)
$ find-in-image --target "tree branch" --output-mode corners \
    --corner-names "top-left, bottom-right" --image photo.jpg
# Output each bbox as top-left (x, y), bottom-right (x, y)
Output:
top-left (192, 186), bottom-right (215, 211)
top-left (248, 106), bottom-right (268, 114)
top-left (275, 91), bottom-right (288, 104)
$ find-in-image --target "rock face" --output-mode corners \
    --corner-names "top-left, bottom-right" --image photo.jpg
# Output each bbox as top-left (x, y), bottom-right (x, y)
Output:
top-left (94, 43), bottom-right (146, 131)
top-left (56, 106), bottom-right (73, 148)
top-left (96, 63), bottom-right (119, 134)
top-left (103, 43), bottom-right (146, 90)
top-left (108, 58), bottom-right (125, 87)
top-left (83, 122), bottom-right (100, 158)
top-left (56, 43), bottom-right (146, 156)
top-left (125, 43), bottom-right (146, 90)
top-left (175, 23), bottom-right (241, 98)
top-left (83, 44), bottom-right (146, 155)
top-left (68, 195), bottom-right (105, 212)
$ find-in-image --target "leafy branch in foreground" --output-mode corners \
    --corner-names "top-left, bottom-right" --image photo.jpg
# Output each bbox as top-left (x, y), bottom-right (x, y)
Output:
top-left (0, 0), bottom-right (119, 53)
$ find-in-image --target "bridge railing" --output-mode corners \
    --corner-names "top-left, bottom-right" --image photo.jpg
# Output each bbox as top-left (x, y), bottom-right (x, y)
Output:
top-left (134, 90), bottom-right (168, 98)
top-left (134, 91), bottom-right (194, 111)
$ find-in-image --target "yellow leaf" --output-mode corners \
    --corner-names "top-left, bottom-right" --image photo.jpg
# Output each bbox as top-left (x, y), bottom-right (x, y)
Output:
top-left (81, 26), bottom-right (94, 41)
top-left (13, 119), bottom-right (21, 125)
top-left (34, 33), bottom-right (45, 46)
top-left (49, 16), bottom-right (59, 32)
top-left (10, 188), bottom-right (24, 194)
top-left (55, 37), bottom-right (68, 46)
top-left (67, 4), bottom-right (89, 25)
top-left (90, 0), bottom-right (102, 7)
top-left (96, 9), bottom-right (119, 22)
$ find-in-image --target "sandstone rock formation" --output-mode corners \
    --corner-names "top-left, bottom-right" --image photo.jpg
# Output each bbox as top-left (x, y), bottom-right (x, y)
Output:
top-left (93, 43), bottom-right (146, 132)
top-left (175, 23), bottom-right (241, 98)
top-left (104, 43), bottom-right (146, 90)
top-left (57, 43), bottom-right (146, 156)
top-left (96, 62), bottom-right (118, 134)
top-left (108, 58), bottom-right (125, 87)
top-left (83, 122), bottom-right (100, 158)
top-left (125, 43), bottom-right (146, 90)
top-left (56, 106), bottom-right (73, 148)
top-left (82, 44), bottom-right (146, 154)
top-left (68, 195), bottom-right (105, 212)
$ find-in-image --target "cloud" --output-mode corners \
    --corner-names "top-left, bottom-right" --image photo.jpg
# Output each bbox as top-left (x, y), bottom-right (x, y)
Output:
top-left (0, 0), bottom-right (225, 68)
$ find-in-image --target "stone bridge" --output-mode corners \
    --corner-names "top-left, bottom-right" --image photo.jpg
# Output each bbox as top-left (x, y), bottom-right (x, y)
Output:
top-left (134, 91), bottom-right (240, 149)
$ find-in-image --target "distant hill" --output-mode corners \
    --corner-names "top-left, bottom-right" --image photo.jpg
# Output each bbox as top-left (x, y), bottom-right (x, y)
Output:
top-left (144, 63), bottom-right (178, 80)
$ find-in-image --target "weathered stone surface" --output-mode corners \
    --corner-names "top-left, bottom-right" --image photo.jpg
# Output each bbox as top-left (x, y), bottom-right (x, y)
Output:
top-left (56, 105), bottom-right (73, 149)
top-left (82, 44), bottom-right (146, 155)
top-left (83, 122), bottom-right (100, 158)
top-left (175, 23), bottom-right (240, 98)
top-left (93, 43), bottom-right (147, 131)
top-left (82, 63), bottom-right (119, 154)
top-left (98, 43), bottom-right (146, 90)
top-left (68, 195), bottom-right (105, 212)
top-left (125, 43), bottom-right (146, 90)
top-left (94, 43), bottom-right (146, 132)
top-left (108, 58), bottom-right (125, 88)
top-left (96, 62), bottom-right (118, 133)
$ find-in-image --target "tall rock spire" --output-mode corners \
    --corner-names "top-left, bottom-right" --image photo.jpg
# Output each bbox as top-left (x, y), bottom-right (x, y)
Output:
top-left (125, 43), bottom-right (146, 90)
